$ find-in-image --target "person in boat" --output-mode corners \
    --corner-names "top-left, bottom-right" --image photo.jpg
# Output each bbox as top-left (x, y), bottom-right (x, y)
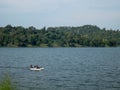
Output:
top-left (30, 65), bottom-right (33, 68)
top-left (34, 65), bottom-right (36, 68)
top-left (36, 65), bottom-right (40, 69)
top-left (30, 65), bottom-right (41, 69)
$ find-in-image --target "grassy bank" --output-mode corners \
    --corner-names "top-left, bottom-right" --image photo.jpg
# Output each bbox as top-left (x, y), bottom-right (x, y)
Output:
top-left (0, 74), bottom-right (15, 90)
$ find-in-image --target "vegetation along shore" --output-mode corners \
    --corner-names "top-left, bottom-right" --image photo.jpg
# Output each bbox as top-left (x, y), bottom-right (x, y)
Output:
top-left (0, 25), bottom-right (120, 47)
top-left (0, 74), bottom-right (15, 90)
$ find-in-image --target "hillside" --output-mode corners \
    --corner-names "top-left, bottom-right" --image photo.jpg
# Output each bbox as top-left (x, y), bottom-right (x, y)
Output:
top-left (0, 25), bottom-right (120, 47)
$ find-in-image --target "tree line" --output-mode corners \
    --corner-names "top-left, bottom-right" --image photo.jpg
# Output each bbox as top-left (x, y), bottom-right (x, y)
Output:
top-left (0, 25), bottom-right (120, 47)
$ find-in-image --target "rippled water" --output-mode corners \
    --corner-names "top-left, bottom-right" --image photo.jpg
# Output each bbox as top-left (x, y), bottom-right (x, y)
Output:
top-left (0, 48), bottom-right (120, 90)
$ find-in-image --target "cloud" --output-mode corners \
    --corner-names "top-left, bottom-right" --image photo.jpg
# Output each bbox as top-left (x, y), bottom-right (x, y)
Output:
top-left (0, 0), bottom-right (81, 13)
top-left (0, 0), bottom-right (120, 29)
top-left (0, 0), bottom-right (58, 13)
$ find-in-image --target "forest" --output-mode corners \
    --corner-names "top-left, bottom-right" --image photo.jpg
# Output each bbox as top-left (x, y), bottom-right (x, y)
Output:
top-left (0, 25), bottom-right (120, 47)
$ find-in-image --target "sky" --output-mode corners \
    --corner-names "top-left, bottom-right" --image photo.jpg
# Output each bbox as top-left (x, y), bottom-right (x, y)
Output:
top-left (0, 0), bottom-right (120, 30)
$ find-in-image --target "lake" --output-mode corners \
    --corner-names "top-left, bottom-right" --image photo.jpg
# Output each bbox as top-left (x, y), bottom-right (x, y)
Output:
top-left (0, 48), bottom-right (120, 90)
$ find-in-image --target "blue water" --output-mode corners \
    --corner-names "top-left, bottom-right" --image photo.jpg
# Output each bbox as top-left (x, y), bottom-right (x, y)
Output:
top-left (0, 48), bottom-right (120, 90)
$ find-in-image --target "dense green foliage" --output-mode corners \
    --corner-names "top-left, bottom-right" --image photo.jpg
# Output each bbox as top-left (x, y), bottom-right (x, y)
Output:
top-left (0, 74), bottom-right (15, 90)
top-left (0, 25), bottom-right (120, 47)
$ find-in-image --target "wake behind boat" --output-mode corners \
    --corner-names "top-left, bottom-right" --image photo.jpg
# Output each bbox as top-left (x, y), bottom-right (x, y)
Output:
top-left (30, 65), bottom-right (44, 71)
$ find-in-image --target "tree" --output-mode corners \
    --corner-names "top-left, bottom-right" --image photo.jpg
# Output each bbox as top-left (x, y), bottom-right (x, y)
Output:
top-left (0, 25), bottom-right (119, 47)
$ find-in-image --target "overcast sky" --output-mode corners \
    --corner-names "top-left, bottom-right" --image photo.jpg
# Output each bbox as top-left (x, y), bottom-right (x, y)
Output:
top-left (0, 0), bottom-right (120, 29)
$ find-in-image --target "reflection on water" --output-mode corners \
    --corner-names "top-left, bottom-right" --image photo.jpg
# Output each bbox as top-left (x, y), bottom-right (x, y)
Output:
top-left (0, 48), bottom-right (120, 90)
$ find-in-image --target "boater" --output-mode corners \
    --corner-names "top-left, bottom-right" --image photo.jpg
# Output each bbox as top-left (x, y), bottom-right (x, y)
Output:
top-left (36, 65), bottom-right (40, 68)
top-left (30, 65), bottom-right (33, 68)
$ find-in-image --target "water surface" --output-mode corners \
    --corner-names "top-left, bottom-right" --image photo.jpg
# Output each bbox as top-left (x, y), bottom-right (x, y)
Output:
top-left (0, 48), bottom-right (120, 90)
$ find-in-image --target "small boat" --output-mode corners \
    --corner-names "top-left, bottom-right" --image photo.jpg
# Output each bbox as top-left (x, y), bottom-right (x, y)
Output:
top-left (30, 65), bottom-right (44, 71)
top-left (30, 67), bottom-right (44, 71)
